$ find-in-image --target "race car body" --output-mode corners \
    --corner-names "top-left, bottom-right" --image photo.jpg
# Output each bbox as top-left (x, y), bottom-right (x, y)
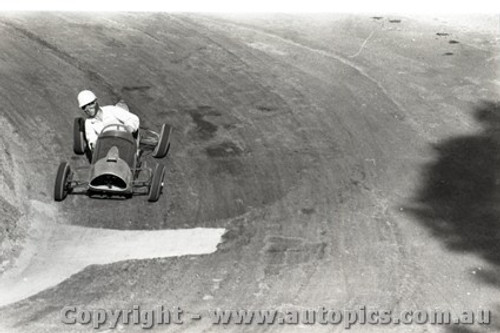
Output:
top-left (54, 120), bottom-right (171, 202)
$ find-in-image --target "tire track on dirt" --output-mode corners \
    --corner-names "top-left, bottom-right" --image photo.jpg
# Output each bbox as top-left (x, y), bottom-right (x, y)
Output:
top-left (171, 15), bottom-right (322, 153)
top-left (173, 16), bottom-right (409, 199)
top-left (187, 15), bottom-right (408, 122)
top-left (0, 20), bottom-right (120, 100)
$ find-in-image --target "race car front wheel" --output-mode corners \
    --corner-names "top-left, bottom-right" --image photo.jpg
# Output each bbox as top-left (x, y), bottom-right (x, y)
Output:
top-left (148, 163), bottom-right (166, 202)
top-left (54, 162), bottom-right (72, 201)
top-left (73, 117), bottom-right (86, 155)
top-left (152, 123), bottom-right (172, 158)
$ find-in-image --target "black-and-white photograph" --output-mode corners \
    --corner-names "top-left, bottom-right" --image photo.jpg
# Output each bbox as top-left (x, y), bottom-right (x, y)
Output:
top-left (0, 1), bottom-right (499, 332)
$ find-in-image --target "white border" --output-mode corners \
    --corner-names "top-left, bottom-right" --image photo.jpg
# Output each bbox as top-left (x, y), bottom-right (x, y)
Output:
top-left (0, 1), bottom-right (499, 13)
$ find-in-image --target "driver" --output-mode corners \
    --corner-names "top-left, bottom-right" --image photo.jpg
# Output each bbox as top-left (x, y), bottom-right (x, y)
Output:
top-left (77, 90), bottom-right (140, 150)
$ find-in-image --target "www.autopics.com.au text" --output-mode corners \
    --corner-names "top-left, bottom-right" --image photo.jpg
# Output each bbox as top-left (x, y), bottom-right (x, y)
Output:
top-left (60, 305), bottom-right (491, 329)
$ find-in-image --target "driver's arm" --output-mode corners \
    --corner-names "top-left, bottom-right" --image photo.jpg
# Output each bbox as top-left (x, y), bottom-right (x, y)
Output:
top-left (111, 107), bottom-right (140, 133)
top-left (85, 119), bottom-right (98, 150)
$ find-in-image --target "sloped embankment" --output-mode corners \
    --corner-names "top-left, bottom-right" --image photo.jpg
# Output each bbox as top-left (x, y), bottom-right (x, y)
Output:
top-left (0, 14), bottom-right (110, 277)
top-left (0, 114), bottom-right (62, 278)
top-left (0, 116), bottom-right (27, 274)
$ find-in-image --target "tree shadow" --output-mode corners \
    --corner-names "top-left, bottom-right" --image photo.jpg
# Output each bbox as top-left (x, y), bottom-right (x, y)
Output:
top-left (406, 100), bottom-right (500, 332)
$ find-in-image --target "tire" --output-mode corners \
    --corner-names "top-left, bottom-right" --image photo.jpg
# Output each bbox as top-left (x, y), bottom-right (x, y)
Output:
top-left (54, 162), bottom-right (72, 201)
top-left (148, 164), bottom-right (166, 202)
top-left (73, 117), bottom-right (86, 155)
top-left (152, 124), bottom-right (172, 158)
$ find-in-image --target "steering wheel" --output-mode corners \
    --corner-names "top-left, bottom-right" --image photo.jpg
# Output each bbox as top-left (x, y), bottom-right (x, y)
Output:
top-left (101, 123), bottom-right (129, 133)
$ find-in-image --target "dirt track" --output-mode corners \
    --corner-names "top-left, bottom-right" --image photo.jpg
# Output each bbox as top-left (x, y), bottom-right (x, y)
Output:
top-left (0, 12), bottom-right (499, 332)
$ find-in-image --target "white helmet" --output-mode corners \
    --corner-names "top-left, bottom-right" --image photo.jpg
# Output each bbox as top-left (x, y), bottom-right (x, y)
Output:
top-left (77, 90), bottom-right (97, 108)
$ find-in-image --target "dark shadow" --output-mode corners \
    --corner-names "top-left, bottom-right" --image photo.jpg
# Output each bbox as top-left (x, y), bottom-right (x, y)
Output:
top-left (406, 100), bottom-right (500, 332)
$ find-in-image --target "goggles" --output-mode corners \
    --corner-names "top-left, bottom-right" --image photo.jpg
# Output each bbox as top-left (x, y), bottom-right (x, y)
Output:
top-left (81, 100), bottom-right (97, 111)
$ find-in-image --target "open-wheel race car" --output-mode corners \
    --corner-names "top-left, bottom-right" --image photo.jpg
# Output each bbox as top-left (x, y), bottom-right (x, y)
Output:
top-left (54, 118), bottom-right (172, 202)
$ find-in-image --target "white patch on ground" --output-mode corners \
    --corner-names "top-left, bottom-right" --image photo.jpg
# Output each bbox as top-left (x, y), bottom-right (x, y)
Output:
top-left (0, 201), bottom-right (226, 306)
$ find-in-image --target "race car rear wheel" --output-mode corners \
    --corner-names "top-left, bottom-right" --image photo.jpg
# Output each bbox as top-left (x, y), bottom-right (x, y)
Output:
top-left (148, 163), bottom-right (166, 202)
top-left (54, 162), bottom-right (72, 201)
top-left (152, 124), bottom-right (172, 158)
top-left (73, 117), bottom-right (86, 155)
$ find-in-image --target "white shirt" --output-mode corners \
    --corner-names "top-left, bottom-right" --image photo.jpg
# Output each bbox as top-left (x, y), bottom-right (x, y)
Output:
top-left (85, 105), bottom-right (140, 148)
